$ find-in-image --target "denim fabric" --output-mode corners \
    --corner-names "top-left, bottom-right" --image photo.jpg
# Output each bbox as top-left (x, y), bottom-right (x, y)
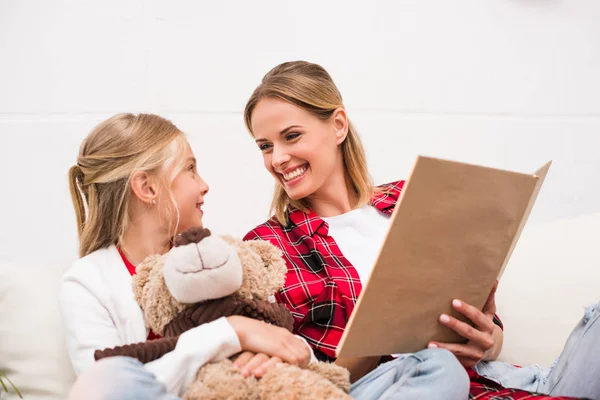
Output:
top-left (68, 357), bottom-right (181, 400)
top-left (350, 348), bottom-right (469, 400)
top-left (475, 302), bottom-right (600, 399)
top-left (69, 349), bottom-right (469, 400)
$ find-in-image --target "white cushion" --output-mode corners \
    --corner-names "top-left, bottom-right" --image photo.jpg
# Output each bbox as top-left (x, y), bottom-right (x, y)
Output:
top-left (497, 213), bottom-right (600, 367)
top-left (0, 260), bottom-right (76, 400)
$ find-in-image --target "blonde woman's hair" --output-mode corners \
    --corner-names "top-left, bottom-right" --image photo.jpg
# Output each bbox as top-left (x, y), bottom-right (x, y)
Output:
top-left (69, 113), bottom-right (188, 257)
top-left (244, 61), bottom-right (374, 225)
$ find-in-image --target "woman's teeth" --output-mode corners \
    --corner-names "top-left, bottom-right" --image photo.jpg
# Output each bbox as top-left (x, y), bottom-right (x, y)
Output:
top-left (283, 165), bottom-right (307, 181)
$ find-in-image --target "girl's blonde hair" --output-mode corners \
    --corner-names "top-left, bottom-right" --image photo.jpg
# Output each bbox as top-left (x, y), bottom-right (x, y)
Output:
top-left (244, 61), bottom-right (374, 225)
top-left (69, 113), bottom-right (188, 257)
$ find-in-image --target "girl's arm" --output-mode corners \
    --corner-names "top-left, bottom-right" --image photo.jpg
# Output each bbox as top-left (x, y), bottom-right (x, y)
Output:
top-left (59, 277), bottom-right (241, 396)
top-left (59, 276), bottom-right (126, 375)
top-left (60, 276), bottom-right (311, 396)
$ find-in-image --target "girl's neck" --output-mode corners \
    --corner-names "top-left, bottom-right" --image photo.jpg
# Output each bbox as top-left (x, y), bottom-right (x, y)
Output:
top-left (118, 216), bottom-right (171, 265)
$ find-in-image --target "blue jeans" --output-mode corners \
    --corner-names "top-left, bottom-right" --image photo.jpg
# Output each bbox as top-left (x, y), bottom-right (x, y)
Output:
top-left (68, 348), bottom-right (468, 400)
top-left (349, 348), bottom-right (469, 400)
top-left (474, 302), bottom-right (600, 399)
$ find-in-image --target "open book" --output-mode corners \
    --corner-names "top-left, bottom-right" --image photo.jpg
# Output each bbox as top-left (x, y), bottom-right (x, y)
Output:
top-left (336, 156), bottom-right (551, 358)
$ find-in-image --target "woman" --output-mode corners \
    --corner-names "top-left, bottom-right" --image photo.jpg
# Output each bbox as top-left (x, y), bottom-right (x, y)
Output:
top-left (243, 60), bottom-right (599, 399)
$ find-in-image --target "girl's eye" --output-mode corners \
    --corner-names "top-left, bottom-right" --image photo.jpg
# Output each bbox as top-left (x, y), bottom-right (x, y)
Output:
top-left (188, 164), bottom-right (196, 172)
top-left (259, 143), bottom-right (272, 151)
top-left (286, 132), bottom-right (301, 141)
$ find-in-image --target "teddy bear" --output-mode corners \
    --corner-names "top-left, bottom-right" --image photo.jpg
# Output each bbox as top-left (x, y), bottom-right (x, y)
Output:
top-left (95, 227), bottom-right (352, 400)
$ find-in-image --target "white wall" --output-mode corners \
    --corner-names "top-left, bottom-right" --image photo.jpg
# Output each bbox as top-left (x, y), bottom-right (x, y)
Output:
top-left (1, 1), bottom-right (599, 275)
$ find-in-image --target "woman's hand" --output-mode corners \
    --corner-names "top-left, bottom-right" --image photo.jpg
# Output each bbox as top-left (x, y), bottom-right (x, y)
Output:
top-left (232, 351), bottom-right (283, 378)
top-left (428, 281), bottom-right (503, 368)
top-left (227, 316), bottom-right (311, 370)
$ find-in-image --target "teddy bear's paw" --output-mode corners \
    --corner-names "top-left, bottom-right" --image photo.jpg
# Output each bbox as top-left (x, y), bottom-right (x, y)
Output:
top-left (173, 227), bottom-right (212, 247)
top-left (259, 364), bottom-right (352, 400)
top-left (308, 361), bottom-right (351, 393)
top-left (184, 360), bottom-right (260, 400)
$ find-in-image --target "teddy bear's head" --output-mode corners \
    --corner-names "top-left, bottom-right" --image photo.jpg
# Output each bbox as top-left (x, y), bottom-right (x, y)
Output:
top-left (132, 228), bottom-right (288, 336)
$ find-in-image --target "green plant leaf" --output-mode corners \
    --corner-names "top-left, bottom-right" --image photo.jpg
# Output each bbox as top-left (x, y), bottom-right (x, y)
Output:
top-left (0, 372), bottom-right (22, 398)
top-left (0, 374), bottom-right (9, 393)
top-left (2, 375), bottom-right (22, 398)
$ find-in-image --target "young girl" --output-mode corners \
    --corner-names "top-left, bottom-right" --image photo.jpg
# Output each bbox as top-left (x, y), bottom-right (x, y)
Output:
top-left (242, 61), bottom-right (600, 399)
top-left (60, 113), bottom-right (314, 399)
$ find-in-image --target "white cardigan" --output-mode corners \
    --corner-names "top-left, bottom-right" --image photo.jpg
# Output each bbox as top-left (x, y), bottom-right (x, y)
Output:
top-left (59, 245), bottom-right (242, 396)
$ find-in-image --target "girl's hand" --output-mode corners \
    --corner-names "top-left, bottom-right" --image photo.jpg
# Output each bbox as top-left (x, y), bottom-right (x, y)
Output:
top-left (232, 351), bottom-right (283, 378)
top-left (428, 281), bottom-right (503, 368)
top-left (227, 316), bottom-right (311, 369)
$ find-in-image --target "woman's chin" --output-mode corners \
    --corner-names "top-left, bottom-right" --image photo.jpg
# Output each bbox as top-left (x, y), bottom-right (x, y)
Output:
top-left (284, 186), bottom-right (313, 201)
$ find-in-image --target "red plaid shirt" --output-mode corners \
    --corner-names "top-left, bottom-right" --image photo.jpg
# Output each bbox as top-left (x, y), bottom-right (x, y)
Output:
top-left (244, 180), bottom-right (579, 400)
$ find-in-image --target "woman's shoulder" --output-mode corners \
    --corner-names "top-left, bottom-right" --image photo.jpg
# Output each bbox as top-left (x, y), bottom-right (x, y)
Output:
top-left (243, 218), bottom-right (284, 241)
top-left (371, 180), bottom-right (406, 212)
top-left (375, 180), bottom-right (405, 193)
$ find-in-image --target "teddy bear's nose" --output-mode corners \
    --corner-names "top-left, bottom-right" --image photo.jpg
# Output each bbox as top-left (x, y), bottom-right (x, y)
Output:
top-left (163, 236), bottom-right (244, 304)
top-left (196, 237), bottom-right (232, 270)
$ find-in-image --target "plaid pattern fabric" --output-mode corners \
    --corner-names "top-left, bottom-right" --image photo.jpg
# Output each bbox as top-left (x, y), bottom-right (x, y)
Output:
top-left (244, 181), bottom-right (579, 400)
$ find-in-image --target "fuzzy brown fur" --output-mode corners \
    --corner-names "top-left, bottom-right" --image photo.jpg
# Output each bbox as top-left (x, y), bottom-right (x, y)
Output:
top-left (182, 359), bottom-right (351, 400)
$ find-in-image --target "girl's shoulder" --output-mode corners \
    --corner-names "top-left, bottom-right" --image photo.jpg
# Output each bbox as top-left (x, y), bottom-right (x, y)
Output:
top-left (61, 245), bottom-right (120, 285)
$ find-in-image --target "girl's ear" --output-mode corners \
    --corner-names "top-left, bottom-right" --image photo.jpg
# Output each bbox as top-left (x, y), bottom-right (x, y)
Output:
top-left (331, 107), bottom-right (349, 145)
top-left (130, 171), bottom-right (158, 205)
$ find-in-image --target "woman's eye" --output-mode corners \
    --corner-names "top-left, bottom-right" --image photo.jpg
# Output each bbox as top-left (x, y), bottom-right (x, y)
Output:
top-left (259, 143), bottom-right (272, 151)
top-left (286, 132), bottom-right (301, 141)
top-left (188, 164), bottom-right (196, 172)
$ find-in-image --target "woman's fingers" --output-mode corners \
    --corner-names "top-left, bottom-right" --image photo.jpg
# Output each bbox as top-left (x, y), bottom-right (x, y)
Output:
top-left (451, 299), bottom-right (496, 333)
top-left (427, 342), bottom-right (483, 368)
top-left (438, 313), bottom-right (494, 351)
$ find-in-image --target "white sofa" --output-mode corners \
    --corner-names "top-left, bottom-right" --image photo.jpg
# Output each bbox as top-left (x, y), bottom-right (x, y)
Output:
top-left (0, 213), bottom-right (598, 399)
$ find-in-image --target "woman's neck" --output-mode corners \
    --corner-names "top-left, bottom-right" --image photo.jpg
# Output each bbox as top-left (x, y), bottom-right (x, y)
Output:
top-left (307, 169), bottom-right (358, 218)
top-left (119, 216), bottom-right (171, 265)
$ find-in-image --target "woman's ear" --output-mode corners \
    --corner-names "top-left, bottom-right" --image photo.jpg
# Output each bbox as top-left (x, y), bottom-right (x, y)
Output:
top-left (331, 107), bottom-right (349, 145)
top-left (130, 171), bottom-right (158, 205)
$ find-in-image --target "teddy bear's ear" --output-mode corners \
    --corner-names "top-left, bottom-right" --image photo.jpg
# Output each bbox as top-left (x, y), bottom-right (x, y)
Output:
top-left (133, 253), bottom-right (186, 335)
top-left (132, 254), bottom-right (163, 308)
top-left (243, 240), bottom-right (288, 295)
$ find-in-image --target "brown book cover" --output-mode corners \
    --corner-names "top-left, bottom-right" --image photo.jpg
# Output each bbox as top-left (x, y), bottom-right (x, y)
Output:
top-left (336, 156), bottom-right (551, 358)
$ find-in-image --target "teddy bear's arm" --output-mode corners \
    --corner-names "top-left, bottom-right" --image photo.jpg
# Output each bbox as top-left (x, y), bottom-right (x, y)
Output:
top-left (94, 336), bottom-right (179, 364)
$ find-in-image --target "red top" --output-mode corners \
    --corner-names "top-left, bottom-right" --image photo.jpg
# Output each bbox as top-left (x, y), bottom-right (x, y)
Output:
top-left (117, 247), bottom-right (162, 341)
